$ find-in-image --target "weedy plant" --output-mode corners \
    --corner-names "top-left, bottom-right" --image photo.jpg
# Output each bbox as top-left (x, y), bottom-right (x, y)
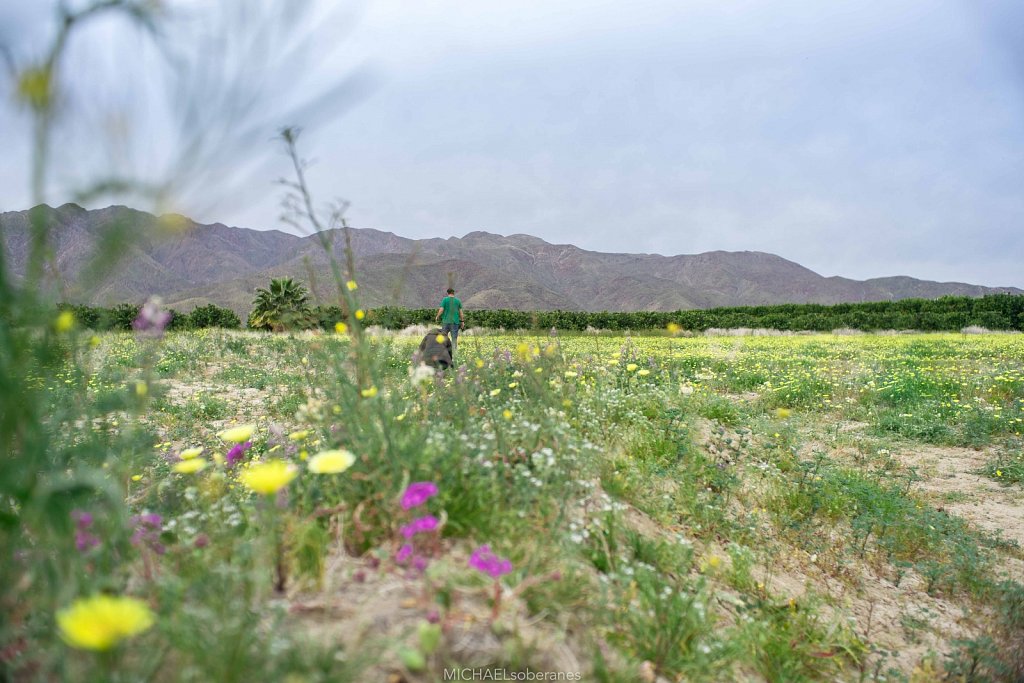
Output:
top-left (5, 4), bottom-right (1024, 682)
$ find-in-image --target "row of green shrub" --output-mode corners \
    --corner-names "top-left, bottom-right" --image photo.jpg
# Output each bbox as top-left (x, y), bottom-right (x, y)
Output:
top-left (57, 303), bottom-right (241, 331)
top-left (318, 294), bottom-right (1024, 332)
top-left (60, 294), bottom-right (1024, 333)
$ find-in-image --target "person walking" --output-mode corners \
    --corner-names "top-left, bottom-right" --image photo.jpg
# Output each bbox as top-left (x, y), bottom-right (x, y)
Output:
top-left (435, 287), bottom-right (464, 358)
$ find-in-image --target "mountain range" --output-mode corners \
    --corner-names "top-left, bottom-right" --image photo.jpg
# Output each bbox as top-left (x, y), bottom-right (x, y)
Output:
top-left (1, 204), bottom-right (1019, 315)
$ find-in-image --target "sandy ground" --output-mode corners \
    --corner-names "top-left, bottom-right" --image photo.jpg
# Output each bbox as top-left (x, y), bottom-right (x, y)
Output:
top-left (899, 445), bottom-right (1024, 555)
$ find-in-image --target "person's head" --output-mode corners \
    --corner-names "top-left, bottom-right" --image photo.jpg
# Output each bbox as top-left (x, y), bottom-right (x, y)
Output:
top-left (446, 287), bottom-right (455, 295)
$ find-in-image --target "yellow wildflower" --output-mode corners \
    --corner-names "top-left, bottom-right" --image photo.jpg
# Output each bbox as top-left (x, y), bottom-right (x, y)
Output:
top-left (173, 458), bottom-right (208, 474)
top-left (179, 447), bottom-right (204, 460)
top-left (334, 321), bottom-right (348, 334)
top-left (346, 280), bottom-right (358, 291)
top-left (637, 369), bottom-right (650, 377)
top-left (218, 425), bottom-right (255, 443)
top-left (16, 66), bottom-right (53, 109)
top-left (288, 430), bottom-right (310, 442)
top-left (502, 409), bottom-right (513, 420)
top-left (54, 310), bottom-right (75, 333)
top-left (240, 460), bottom-right (297, 495)
top-left (489, 388), bottom-right (501, 397)
top-left (355, 309), bottom-right (365, 320)
top-left (57, 595), bottom-right (155, 651)
top-left (626, 363), bottom-right (638, 372)
top-left (361, 386), bottom-right (378, 398)
top-left (775, 408), bottom-right (792, 419)
top-left (308, 449), bottom-right (356, 474)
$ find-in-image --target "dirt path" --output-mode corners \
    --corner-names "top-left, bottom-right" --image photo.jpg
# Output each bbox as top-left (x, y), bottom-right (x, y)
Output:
top-left (898, 445), bottom-right (1024, 571)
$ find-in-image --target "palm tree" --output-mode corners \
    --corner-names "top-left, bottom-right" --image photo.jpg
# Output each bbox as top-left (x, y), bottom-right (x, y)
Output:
top-left (248, 277), bottom-right (311, 331)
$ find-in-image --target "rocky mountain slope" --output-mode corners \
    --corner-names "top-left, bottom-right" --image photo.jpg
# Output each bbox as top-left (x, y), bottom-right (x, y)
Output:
top-left (2, 204), bottom-right (1019, 314)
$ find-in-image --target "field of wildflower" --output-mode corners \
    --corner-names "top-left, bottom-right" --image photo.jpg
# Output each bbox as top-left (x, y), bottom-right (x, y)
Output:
top-left (5, 314), bottom-right (1024, 683)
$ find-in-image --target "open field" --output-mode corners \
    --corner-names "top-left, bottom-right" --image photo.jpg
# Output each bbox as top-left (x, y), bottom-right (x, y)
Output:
top-left (8, 329), bottom-right (1024, 681)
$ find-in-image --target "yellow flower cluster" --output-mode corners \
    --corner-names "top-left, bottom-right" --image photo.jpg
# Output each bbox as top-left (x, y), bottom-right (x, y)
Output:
top-left (57, 595), bottom-right (155, 650)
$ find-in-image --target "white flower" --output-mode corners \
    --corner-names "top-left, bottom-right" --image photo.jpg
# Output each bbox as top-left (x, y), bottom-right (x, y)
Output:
top-left (409, 363), bottom-right (435, 387)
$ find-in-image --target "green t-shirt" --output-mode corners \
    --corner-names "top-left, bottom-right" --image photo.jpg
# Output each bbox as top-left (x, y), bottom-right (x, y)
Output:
top-left (439, 296), bottom-right (462, 325)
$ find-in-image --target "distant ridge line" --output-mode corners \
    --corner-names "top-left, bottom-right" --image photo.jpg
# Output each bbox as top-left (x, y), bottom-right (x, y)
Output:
top-left (1, 203), bottom-right (1019, 315)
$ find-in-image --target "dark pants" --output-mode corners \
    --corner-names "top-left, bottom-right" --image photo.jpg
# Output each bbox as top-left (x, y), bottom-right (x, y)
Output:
top-left (441, 323), bottom-right (459, 355)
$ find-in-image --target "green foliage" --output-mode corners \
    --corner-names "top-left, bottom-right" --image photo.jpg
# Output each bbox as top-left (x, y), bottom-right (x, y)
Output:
top-left (248, 277), bottom-right (313, 331)
top-left (60, 294), bottom-right (1024, 334)
top-left (187, 303), bottom-right (241, 330)
top-left (980, 439), bottom-right (1024, 485)
top-left (310, 295), bottom-right (1024, 332)
top-left (56, 302), bottom-right (240, 331)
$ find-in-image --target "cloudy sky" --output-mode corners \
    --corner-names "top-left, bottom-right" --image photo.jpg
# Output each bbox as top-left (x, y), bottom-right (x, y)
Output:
top-left (2, 0), bottom-right (1023, 287)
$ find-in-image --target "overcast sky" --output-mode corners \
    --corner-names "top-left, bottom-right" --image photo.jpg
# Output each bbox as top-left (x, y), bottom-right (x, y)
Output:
top-left (2, 0), bottom-right (1023, 287)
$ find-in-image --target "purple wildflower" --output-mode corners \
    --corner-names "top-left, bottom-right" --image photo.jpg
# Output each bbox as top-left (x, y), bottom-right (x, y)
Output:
top-left (193, 534), bottom-right (209, 549)
top-left (137, 513), bottom-right (162, 527)
top-left (396, 544), bottom-right (413, 564)
top-left (225, 441), bottom-right (252, 467)
top-left (469, 545), bottom-right (513, 578)
top-left (412, 555), bottom-right (428, 572)
top-left (130, 513), bottom-right (165, 555)
top-left (132, 297), bottom-right (172, 337)
top-left (72, 510), bottom-right (93, 529)
top-left (400, 515), bottom-right (439, 539)
top-left (75, 530), bottom-right (100, 552)
top-left (71, 510), bottom-right (100, 552)
top-left (400, 482), bottom-right (438, 510)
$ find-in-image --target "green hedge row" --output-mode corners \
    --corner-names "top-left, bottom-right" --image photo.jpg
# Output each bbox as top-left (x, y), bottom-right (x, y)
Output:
top-left (57, 303), bottom-right (241, 331)
top-left (315, 294), bottom-right (1024, 332)
top-left (59, 294), bottom-right (1024, 333)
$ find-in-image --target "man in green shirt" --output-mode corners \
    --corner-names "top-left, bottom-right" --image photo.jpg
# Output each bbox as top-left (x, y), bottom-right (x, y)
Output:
top-left (435, 287), bottom-right (464, 357)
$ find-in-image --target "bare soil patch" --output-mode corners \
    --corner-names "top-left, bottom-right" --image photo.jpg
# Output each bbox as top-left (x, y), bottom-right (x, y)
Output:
top-left (898, 446), bottom-right (1024, 557)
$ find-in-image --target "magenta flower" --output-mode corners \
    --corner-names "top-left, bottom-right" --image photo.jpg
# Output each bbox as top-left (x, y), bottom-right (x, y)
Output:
top-left (225, 441), bottom-right (252, 467)
top-left (137, 513), bottom-right (162, 527)
top-left (132, 297), bottom-right (172, 337)
top-left (396, 544), bottom-right (413, 564)
top-left (401, 482), bottom-right (438, 510)
top-left (75, 530), bottom-right (100, 552)
top-left (469, 545), bottom-right (513, 578)
top-left (72, 510), bottom-right (93, 529)
top-left (130, 513), bottom-right (165, 555)
top-left (71, 510), bottom-right (100, 552)
top-left (400, 515), bottom-right (439, 539)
